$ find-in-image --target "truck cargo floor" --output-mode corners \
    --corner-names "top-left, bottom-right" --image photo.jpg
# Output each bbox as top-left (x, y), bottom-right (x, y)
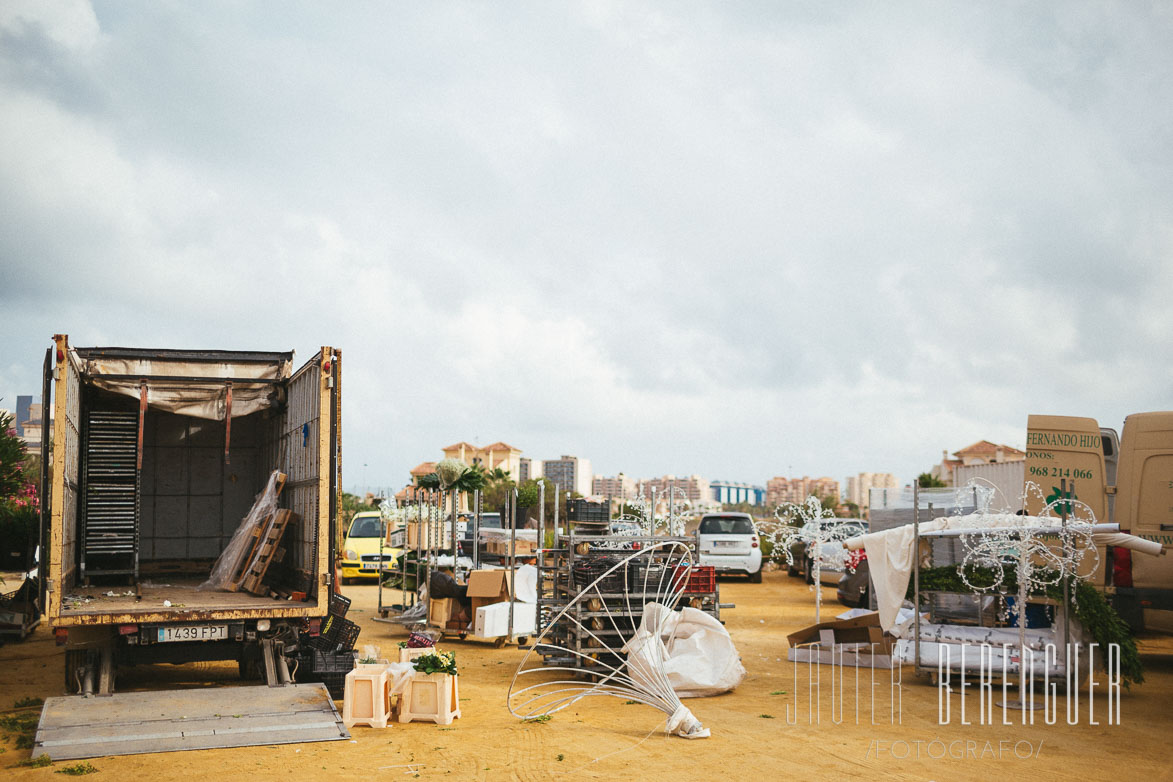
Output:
top-left (33, 683), bottom-right (349, 760)
top-left (61, 579), bottom-right (291, 617)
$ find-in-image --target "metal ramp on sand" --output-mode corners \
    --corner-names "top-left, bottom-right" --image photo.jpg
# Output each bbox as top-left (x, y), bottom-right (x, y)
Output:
top-left (33, 683), bottom-right (349, 760)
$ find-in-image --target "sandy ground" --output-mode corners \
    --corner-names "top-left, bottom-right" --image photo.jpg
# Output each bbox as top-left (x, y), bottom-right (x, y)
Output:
top-left (4, 571), bottom-right (1173, 781)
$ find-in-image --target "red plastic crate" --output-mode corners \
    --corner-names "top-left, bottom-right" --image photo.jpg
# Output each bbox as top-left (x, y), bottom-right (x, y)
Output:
top-left (673, 565), bottom-right (716, 594)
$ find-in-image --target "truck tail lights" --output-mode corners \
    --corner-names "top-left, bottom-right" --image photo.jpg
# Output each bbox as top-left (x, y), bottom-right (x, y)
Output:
top-left (1113, 547), bottom-right (1133, 588)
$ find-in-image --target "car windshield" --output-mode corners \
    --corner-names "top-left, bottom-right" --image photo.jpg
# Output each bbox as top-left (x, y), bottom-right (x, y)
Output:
top-left (699, 517), bottom-right (755, 535)
top-left (348, 517), bottom-right (382, 538)
top-left (478, 513), bottom-right (502, 528)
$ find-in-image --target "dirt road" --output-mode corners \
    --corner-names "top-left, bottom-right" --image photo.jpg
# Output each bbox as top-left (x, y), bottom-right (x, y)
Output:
top-left (4, 572), bottom-right (1172, 780)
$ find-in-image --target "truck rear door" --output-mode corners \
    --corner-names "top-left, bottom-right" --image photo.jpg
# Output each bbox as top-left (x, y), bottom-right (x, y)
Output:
top-left (1116, 413), bottom-right (1173, 613)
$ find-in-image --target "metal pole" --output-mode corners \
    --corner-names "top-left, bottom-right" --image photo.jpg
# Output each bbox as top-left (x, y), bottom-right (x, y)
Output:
top-left (913, 483), bottom-right (921, 675)
top-left (422, 491), bottom-right (430, 622)
top-left (473, 489), bottom-right (481, 570)
top-left (668, 485), bottom-right (675, 534)
top-left (450, 487), bottom-right (458, 576)
top-left (538, 480), bottom-right (546, 637)
top-left (1062, 478), bottom-right (1071, 687)
top-left (378, 510), bottom-right (384, 615)
top-left (508, 487), bottom-right (517, 641)
top-left (538, 480), bottom-right (546, 576)
top-left (814, 511), bottom-right (823, 624)
top-left (651, 487), bottom-right (658, 533)
top-left (399, 499), bottom-right (407, 609)
top-left (1018, 531), bottom-right (1029, 707)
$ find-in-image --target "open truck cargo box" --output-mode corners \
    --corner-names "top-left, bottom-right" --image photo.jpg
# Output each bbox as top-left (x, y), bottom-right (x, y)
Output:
top-left (42, 336), bottom-right (342, 692)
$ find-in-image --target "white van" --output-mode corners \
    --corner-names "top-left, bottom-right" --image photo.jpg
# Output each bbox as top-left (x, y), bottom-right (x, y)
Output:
top-left (697, 512), bottom-right (763, 583)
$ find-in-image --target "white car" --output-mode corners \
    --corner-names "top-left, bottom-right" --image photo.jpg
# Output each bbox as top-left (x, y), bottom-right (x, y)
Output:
top-left (697, 512), bottom-right (763, 582)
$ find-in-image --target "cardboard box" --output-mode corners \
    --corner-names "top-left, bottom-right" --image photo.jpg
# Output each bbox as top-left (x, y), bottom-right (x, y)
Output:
top-left (466, 569), bottom-right (512, 613)
top-left (786, 613), bottom-right (895, 668)
top-left (474, 601), bottom-right (537, 638)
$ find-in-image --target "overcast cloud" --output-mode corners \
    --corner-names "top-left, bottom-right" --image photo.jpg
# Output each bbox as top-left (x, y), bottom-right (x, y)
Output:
top-left (1, 1), bottom-right (1170, 494)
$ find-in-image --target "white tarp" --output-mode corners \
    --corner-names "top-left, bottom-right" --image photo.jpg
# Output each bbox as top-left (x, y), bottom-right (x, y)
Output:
top-left (624, 603), bottom-right (746, 698)
top-left (846, 513), bottom-right (1164, 631)
top-left (79, 353), bottom-right (291, 421)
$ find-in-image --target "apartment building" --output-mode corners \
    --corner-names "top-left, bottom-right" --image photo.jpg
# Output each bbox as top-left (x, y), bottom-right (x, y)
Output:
top-left (845, 472), bottom-right (898, 509)
top-left (636, 474), bottom-right (712, 503)
top-left (542, 455), bottom-right (593, 497)
top-left (592, 474), bottom-right (635, 500)
top-left (766, 475), bottom-right (840, 508)
top-left (442, 441), bottom-right (523, 478)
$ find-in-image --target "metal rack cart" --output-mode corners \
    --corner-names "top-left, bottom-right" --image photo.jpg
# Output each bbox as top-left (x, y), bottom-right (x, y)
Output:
top-left (532, 498), bottom-right (725, 673)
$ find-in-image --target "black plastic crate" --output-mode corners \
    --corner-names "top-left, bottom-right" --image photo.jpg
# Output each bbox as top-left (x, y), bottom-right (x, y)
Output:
top-left (572, 557), bottom-right (632, 592)
top-left (629, 561), bottom-right (673, 594)
top-left (567, 499), bottom-right (609, 524)
top-left (297, 649), bottom-right (354, 699)
top-left (305, 648), bottom-right (356, 673)
top-left (306, 615), bottom-right (361, 652)
top-left (318, 671), bottom-right (348, 699)
top-left (329, 593), bottom-right (352, 618)
top-left (323, 614), bottom-right (361, 650)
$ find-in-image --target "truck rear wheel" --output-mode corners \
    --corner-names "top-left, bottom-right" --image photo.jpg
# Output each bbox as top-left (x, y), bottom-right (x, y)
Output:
top-left (238, 651), bottom-right (263, 680)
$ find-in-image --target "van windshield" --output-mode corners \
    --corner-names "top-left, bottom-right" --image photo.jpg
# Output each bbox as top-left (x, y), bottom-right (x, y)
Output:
top-left (699, 517), bottom-right (755, 535)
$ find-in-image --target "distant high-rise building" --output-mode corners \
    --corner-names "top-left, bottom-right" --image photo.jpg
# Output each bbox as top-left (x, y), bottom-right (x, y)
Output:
top-left (15, 395), bottom-right (32, 437)
top-left (542, 455), bottom-right (593, 497)
top-left (766, 475), bottom-right (840, 508)
top-left (636, 475), bottom-right (711, 503)
top-left (711, 481), bottom-right (765, 506)
top-left (845, 472), bottom-right (898, 510)
top-left (12, 396), bottom-right (46, 455)
top-left (592, 474), bottom-right (635, 500)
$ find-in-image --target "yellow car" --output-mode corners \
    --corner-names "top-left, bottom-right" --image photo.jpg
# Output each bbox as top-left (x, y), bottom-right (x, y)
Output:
top-left (341, 511), bottom-right (400, 583)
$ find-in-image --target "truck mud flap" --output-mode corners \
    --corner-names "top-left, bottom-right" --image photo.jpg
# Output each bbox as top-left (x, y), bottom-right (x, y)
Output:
top-left (33, 683), bottom-right (349, 760)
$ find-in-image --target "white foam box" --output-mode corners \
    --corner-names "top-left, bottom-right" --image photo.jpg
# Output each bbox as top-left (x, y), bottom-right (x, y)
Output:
top-left (474, 601), bottom-right (537, 638)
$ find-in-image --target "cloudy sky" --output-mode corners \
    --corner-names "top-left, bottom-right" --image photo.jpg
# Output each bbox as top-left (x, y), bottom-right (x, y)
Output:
top-left (2, 1), bottom-right (1170, 495)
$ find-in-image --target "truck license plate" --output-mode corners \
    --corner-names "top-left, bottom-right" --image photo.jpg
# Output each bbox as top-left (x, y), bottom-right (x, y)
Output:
top-left (158, 625), bottom-right (228, 643)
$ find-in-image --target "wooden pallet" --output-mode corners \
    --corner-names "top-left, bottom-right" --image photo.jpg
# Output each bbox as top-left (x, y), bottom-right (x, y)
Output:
top-left (219, 473), bottom-right (287, 592)
top-left (240, 509), bottom-right (299, 595)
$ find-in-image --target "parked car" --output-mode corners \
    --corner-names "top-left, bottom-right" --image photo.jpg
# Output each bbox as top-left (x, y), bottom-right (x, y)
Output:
top-left (837, 554), bottom-right (871, 608)
top-left (342, 511), bottom-right (400, 582)
top-left (457, 512), bottom-right (503, 562)
top-left (787, 520), bottom-right (866, 585)
top-left (697, 512), bottom-right (762, 582)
